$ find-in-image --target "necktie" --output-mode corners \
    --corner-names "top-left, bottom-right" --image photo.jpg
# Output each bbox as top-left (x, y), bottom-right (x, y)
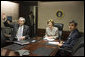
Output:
top-left (69, 31), bottom-right (73, 37)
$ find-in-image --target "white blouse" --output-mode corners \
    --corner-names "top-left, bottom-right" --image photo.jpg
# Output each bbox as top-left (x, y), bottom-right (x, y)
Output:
top-left (45, 27), bottom-right (59, 39)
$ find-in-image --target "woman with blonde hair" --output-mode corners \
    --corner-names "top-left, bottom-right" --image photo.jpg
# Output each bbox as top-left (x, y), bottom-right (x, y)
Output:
top-left (45, 19), bottom-right (59, 40)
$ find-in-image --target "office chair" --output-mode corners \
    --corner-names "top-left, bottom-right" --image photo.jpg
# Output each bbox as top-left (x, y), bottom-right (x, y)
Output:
top-left (2, 27), bottom-right (13, 39)
top-left (54, 23), bottom-right (64, 40)
top-left (73, 46), bottom-right (84, 56)
top-left (71, 36), bottom-right (84, 55)
top-left (72, 37), bottom-right (84, 56)
top-left (59, 36), bottom-right (84, 56)
top-left (1, 27), bottom-right (13, 43)
top-left (2, 27), bottom-right (12, 35)
top-left (1, 29), bottom-right (6, 48)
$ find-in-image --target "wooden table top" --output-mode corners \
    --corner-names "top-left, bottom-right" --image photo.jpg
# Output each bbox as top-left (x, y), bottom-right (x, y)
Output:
top-left (1, 37), bottom-right (60, 56)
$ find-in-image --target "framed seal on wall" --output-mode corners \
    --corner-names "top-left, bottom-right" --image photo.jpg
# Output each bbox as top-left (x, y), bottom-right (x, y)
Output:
top-left (56, 10), bottom-right (64, 19)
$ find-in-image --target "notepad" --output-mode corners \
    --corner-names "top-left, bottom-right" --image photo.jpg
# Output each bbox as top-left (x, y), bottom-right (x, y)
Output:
top-left (43, 37), bottom-right (55, 41)
top-left (48, 42), bottom-right (59, 45)
top-left (14, 40), bottom-right (30, 45)
top-left (45, 42), bottom-right (58, 47)
top-left (31, 40), bottom-right (36, 42)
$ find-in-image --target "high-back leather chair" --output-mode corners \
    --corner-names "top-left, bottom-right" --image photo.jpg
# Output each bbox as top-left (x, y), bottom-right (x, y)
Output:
top-left (72, 36), bottom-right (84, 55)
top-left (59, 36), bottom-right (84, 56)
top-left (73, 46), bottom-right (84, 56)
top-left (1, 27), bottom-right (13, 41)
top-left (2, 27), bottom-right (12, 35)
top-left (1, 29), bottom-right (6, 48)
top-left (54, 23), bottom-right (64, 40)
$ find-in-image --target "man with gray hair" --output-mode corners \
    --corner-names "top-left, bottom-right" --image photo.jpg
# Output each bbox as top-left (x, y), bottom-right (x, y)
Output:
top-left (2, 16), bottom-right (30, 41)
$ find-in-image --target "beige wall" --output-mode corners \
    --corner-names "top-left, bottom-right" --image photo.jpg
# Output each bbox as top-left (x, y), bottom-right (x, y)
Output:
top-left (38, 1), bottom-right (84, 32)
top-left (1, 1), bottom-right (19, 27)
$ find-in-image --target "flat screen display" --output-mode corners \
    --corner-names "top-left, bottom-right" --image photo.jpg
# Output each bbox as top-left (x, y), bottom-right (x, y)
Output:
top-left (7, 16), bottom-right (12, 22)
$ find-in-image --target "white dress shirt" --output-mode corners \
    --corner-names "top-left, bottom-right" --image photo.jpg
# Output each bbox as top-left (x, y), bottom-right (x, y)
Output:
top-left (16, 25), bottom-right (24, 41)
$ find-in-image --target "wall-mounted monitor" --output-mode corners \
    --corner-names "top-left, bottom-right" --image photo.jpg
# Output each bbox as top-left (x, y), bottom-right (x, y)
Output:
top-left (7, 16), bottom-right (12, 22)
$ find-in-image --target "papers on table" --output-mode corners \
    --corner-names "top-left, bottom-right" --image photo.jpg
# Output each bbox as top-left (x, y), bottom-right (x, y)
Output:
top-left (31, 40), bottom-right (36, 42)
top-left (48, 42), bottom-right (59, 45)
top-left (14, 41), bottom-right (30, 45)
top-left (43, 37), bottom-right (60, 45)
top-left (43, 37), bottom-right (55, 41)
top-left (15, 50), bottom-right (30, 56)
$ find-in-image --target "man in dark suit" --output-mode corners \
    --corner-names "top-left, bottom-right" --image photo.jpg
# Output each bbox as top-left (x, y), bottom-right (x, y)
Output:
top-left (58, 21), bottom-right (80, 48)
top-left (25, 11), bottom-right (34, 37)
top-left (57, 21), bottom-right (80, 56)
top-left (2, 15), bottom-right (30, 41)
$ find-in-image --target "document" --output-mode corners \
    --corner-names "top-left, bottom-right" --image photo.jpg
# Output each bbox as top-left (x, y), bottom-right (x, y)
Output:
top-left (16, 50), bottom-right (30, 56)
top-left (31, 40), bottom-right (36, 42)
top-left (14, 40), bottom-right (30, 45)
top-left (43, 37), bottom-right (55, 41)
top-left (48, 42), bottom-right (59, 45)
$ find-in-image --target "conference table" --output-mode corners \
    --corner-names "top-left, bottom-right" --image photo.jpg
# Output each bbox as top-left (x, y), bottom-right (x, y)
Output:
top-left (1, 37), bottom-right (61, 56)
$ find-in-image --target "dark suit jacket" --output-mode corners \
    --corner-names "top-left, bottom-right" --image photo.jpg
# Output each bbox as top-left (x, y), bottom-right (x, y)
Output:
top-left (62, 29), bottom-right (80, 48)
top-left (1, 29), bottom-right (6, 47)
top-left (4, 21), bottom-right (30, 41)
